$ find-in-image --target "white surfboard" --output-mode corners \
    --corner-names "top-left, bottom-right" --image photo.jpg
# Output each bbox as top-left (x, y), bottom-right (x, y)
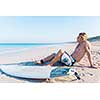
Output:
top-left (0, 65), bottom-right (57, 79)
top-left (0, 65), bottom-right (80, 80)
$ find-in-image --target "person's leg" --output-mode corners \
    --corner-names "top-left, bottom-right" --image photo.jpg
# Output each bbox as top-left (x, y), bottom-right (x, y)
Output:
top-left (48, 49), bottom-right (64, 66)
top-left (42, 53), bottom-right (56, 62)
top-left (34, 53), bottom-right (56, 64)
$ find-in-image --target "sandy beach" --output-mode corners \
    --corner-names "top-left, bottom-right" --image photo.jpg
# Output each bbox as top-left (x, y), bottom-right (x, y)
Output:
top-left (0, 41), bottom-right (100, 83)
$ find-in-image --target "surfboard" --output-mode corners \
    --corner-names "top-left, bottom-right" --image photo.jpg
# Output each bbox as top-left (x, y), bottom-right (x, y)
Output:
top-left (0, 65), bottom-right (80, 80)
top-left (0, 65), bottom-right (57, 79)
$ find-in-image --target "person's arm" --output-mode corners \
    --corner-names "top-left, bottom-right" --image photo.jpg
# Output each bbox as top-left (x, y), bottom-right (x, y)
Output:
top-left (85, 42), bottom-right (94, 67)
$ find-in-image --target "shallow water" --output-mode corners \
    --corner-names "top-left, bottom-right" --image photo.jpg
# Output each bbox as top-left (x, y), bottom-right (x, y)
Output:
top-left (0, 43), bottom-right (58, 55)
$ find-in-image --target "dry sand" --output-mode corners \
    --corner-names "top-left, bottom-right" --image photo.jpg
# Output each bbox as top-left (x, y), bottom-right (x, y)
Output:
top-left (0, 42), bottom-right (100, 83)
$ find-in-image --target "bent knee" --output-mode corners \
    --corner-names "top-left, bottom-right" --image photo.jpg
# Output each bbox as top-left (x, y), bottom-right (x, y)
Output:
top-left (58, 49), bottom-right (64, 57)
top-left (59, 49), bottom-right (64, 54)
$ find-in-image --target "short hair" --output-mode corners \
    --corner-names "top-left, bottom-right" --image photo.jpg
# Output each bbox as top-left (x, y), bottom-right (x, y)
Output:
top-left (79, 32), bottom-right (88, 40)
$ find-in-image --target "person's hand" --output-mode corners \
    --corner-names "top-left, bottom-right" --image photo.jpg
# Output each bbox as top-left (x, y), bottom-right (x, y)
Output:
top-left (89, 66), bottom-right (97, 69)
top-left (89, 64), bottom-right (100, 69)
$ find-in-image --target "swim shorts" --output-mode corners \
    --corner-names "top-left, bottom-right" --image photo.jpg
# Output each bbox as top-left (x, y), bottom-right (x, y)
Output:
top-left (60, 51), bottom-right (76, 66)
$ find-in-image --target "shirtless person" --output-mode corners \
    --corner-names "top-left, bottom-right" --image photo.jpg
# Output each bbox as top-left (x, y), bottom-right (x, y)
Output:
top-left (35, 32), bottom-right (96, 68)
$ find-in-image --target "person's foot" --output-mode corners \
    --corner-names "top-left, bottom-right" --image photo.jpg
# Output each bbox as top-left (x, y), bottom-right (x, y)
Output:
top-left (35, 60), bottom-right (42, 64)
top-left (47, 64), bottom-right (51, 67)
top-left (32, 59), bottom-right (42, 65)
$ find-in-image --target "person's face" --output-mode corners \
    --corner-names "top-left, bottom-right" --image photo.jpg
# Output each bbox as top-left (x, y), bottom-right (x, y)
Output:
top-left (77, 35), bottom-right (83, 42)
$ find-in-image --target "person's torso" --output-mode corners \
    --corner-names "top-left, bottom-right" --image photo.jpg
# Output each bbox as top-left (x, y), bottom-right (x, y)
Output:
top-left (71, 42), bottom-right (87, 62)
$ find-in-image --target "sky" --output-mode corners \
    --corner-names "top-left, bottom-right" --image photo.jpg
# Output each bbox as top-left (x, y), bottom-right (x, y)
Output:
top-left (0, 16), bottom-right (100, 43)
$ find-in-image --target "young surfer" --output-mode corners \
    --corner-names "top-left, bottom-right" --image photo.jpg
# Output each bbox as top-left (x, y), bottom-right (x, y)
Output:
top-left (34, 32), bottom-right (97, 68)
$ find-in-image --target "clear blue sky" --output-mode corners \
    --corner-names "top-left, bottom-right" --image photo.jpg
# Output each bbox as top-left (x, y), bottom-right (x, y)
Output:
top-left (0, 16), bottom-right (100, 43)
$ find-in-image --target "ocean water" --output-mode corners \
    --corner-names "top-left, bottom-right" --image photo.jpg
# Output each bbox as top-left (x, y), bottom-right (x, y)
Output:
top-left (0, 43), bottom-right (59, 55)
